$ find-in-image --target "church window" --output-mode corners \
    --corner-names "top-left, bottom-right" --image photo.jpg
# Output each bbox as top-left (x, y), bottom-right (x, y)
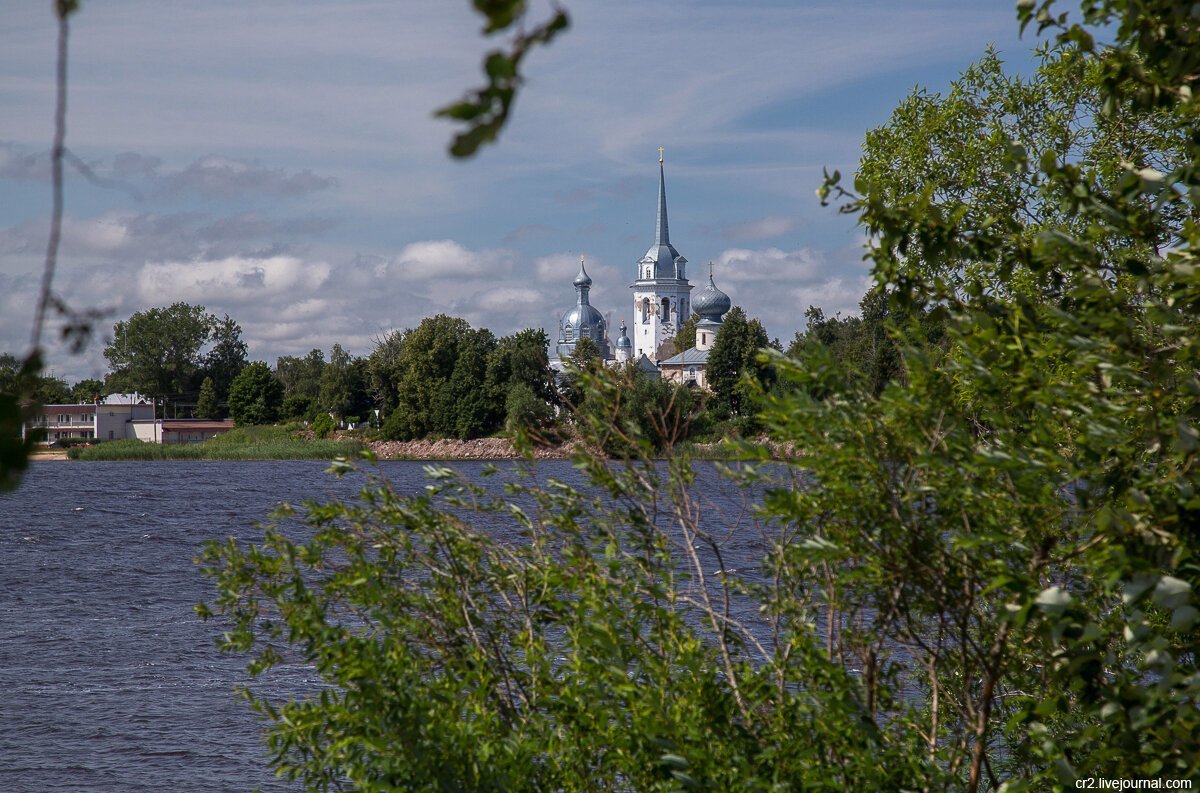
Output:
top-left (564, 323), bottom-right (574, 341)
top-left (661, 297), bottom-right (670, 319)
top-left (700, 332), bottom-right (707, 346)
top-left (641, 298), bottom-right (650, 323)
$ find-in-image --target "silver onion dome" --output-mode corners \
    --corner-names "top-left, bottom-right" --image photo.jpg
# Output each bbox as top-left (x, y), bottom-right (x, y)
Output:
top-left (616, 320), bottom-right (632, 350)
top-left (562, 302), bottom-right (606, 332)
top-left (692, 271), bottom-right (731, 322)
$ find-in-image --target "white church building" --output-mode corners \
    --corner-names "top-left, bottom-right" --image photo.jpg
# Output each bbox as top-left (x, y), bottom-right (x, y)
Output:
top-left (553, 150), bottom-right (732, 385)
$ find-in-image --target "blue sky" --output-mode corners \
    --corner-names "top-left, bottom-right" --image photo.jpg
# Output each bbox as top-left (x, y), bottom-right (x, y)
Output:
top-left (1, 0), bottom-right (1034, 382)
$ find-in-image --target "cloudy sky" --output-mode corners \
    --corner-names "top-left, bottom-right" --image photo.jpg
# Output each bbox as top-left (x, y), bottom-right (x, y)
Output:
top-left (1, 0), bottom-right (1033, 382)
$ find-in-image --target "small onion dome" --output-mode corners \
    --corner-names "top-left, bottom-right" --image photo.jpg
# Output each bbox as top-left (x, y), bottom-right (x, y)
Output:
top-left (616, 321), bottom-right (632, 350)
top-left (692, 272), bottom-right (731, 322)
top-left (573, 258), bottom-right (593, 288)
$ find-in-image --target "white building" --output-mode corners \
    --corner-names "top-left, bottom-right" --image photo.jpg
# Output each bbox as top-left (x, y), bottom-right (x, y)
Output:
top-left (631, 150), bottom-right (693, 362)
top-left (23, 393), bottom-right (235, 444)
top-left (24, 393), bottom-right (155, 443)
top-left (550, 150), bottom-right (737, 387)
top-left (658, 266), bottom-right (732, 389)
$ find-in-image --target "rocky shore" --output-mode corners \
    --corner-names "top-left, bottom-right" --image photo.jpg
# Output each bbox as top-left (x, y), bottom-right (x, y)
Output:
top-left (364, 436), bottom-right (796, 461)
top-left (367, 436), bottom-right (576, 460)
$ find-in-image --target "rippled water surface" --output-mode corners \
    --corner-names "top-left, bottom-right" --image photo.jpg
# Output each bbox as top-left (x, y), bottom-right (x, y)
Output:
top-left (0, 459), bottom-right (762, 792)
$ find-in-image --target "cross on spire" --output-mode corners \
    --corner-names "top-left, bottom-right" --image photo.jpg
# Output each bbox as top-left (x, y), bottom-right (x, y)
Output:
top-left (658, 145), bottom-right (664, 163)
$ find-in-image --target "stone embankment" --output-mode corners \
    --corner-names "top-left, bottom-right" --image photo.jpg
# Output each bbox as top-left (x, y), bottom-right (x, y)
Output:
top-left (367, 437), bottom-right (575, 460)
top-left (364, 436), bottom-right (798, 461)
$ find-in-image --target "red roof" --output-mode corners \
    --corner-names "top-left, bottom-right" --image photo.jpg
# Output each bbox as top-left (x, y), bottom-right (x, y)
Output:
top-left (161, 420), bottom-right (235, 433)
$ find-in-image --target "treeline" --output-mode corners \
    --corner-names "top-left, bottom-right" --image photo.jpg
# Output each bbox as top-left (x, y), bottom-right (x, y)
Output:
top-left (15, 303), bottom-right (783, 446)
top-left (9, 299), bottom-right (796, 448)
top-left (7, 290), bottom-right (938, 446)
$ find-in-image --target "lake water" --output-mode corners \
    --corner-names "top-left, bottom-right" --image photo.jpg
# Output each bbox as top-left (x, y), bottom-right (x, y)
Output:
top-left (0, 459), bottom-right (764, 793)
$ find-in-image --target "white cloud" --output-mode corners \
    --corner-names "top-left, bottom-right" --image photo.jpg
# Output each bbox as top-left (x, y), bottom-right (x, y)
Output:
top-left (137, 256), bottom-right (332, 304)
top-left (392, 240), bottom-right (508, 281)
top-left (712, 245), bottom-right (873, 339)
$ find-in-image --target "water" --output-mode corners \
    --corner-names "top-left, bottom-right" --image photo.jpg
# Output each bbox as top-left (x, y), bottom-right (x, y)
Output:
top-left (0, 459), bottom-right (763, 793)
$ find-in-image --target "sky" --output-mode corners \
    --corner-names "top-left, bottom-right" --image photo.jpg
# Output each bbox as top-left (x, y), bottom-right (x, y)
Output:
top-left (0, 0), bottom-right (1036, 383)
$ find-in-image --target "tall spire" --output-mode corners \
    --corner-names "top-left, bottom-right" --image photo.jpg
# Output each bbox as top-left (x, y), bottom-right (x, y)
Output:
top-left (655, 149), bottom-right (670, 246)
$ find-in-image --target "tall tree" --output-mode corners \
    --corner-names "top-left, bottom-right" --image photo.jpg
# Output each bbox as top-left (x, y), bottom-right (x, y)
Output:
top-left (485, 328), bottom-right (555, 408)
top-left (104, 303), bottom-right (215, 407)
top-left (366, 331), bottom-right (405, 418)
top-left (855, 44), bottom-right (1190, 296)
top-left (382, 316), bottom-right (499, 441)
top-left (318, 344), bottom-right (367, 422)
top-left (196, 376), bottom-right (221, 420)
top-left (203, 315), bottom-right (248, 404)
top-left (275, 349), bottom-right (326, 403)
top-left (227, 362), bottom-right (283, 427)
top-left (705, 306), bottom-right (771, 420)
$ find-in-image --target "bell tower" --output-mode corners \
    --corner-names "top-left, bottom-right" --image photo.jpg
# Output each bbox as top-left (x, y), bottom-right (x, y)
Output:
top-left (631, 148), bottom-right (692, 361)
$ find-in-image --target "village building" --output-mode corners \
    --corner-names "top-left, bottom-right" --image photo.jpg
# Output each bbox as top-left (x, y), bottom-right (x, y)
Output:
top-left (22, 392), bottom-right (234, 445)
top-left (658, 266), bottom-right (732, 388)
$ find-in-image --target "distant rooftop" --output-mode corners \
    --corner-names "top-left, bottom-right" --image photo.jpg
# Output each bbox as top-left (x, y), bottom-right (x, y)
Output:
top-left (101, 392), bottom-right (151, 405)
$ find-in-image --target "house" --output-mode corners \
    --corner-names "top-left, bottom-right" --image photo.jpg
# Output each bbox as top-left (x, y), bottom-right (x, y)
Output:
top-left (657, 269), bottom-right (732, 389)
top-left (23, 392), bottom-right (155, 443)
top-left (22, 392), bottom-right (235, 444)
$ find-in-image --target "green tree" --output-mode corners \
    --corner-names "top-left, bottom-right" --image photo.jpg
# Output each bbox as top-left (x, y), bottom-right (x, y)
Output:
top-left (0, 353), bottom-right (19, 393)
top-left (854, 44), bottom-right (1190, 297)
top-left (2, 354), bottom-right (75, 405)
top-left (227, 362), bottom-right (283, 426)
top-left (282, 394), bottom-right (316, 422)
top-left (803, 3), bottom-right (1200, 785)
top-left (705, 306), bottom-right (771, 420)
top-left (672, 312), bottom-right (699, 353)
top-left (577, 366), bottom-right (696, 456)
top-left (69, 378), bottom-right (104, 403)
top-left (318, 344), bottom-right (367, 422)
top-left (311, 411), bottom-right (334, 439)
top-left (275, 349), bottom-right (326, 405)
top-left (503, 381), bottom-right (554, 437)
top-left (196, 376), bottom-right (221, 420)
top-left (485, 328), bottom-right (556, 435)
top-left (382, 316), bottom-right (499, 441)
top-left (104, 303), bottom-right (216, 408)
top-left (557, 335), bottom-right (602, 411)
top-left (366, 331), bottom-right (404, 418)
top-left (31, 373), bottom-right (70, 405)
top-left (789, 289), bottom-right (945, 397)
top-left (202, 314), bottom-right (247, 404)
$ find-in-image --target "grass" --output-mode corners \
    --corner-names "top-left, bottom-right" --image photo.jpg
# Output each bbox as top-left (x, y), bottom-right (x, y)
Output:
top-left (68, 425), bottom-right (366, 461)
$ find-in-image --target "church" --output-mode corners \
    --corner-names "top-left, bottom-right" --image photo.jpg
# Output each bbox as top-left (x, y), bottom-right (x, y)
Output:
top-left (553, 150), bottom-right (732, 388)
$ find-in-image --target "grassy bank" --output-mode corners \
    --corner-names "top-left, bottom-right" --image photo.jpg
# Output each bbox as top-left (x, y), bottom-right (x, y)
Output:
top-left (68, 425), bottom-right (365, 461)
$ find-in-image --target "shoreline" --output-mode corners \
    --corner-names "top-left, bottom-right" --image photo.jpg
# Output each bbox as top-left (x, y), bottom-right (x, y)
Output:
top-left (32, 435), bottom-right (791, 463)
